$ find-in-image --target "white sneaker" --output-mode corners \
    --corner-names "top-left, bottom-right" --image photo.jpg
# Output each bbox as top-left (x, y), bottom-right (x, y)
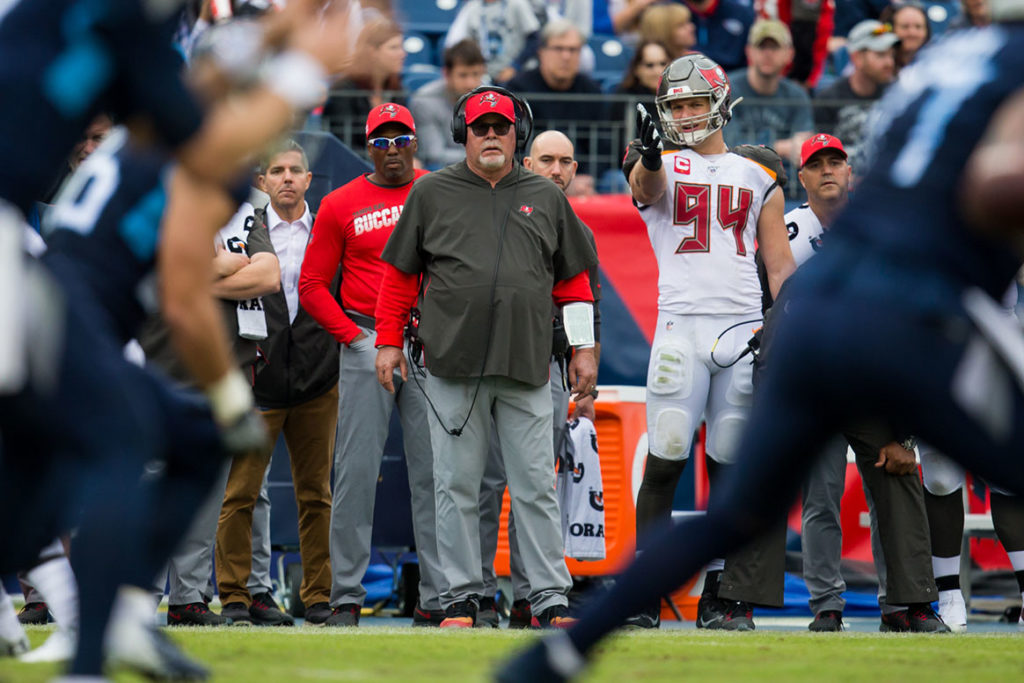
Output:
top-left (1, 632), bottom-right (29, 657)
top-left (20, 628), bottom-right (74, 662)
top-left (937, 590), bottom-right (967, 633)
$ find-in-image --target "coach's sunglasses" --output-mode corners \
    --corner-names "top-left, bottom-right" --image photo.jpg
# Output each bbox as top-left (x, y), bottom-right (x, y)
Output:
top-left (368, 134), bottom-right (416, 150)
top-left (469, 120), bottom-right (512, 137)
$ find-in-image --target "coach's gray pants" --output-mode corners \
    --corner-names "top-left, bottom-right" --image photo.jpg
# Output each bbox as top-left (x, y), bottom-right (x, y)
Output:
top-left (480, 363), bottom-right (571, 601)
top-left (801, 422), bottom-right (936, 615)
top-left (427, 372), bottom-right (571, 614)
top-left (165, 460), bottom-right (272, 604)
top-left (329, 329), bottom-right (443, 610)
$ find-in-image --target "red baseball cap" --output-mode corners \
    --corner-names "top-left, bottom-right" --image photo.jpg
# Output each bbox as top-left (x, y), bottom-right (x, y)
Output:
top-left (800, 133), bottom-right (847, 168)
top-left (464, 91), bottom-right (515, 125)
top-left (365, 103), bottom-right (415, 138)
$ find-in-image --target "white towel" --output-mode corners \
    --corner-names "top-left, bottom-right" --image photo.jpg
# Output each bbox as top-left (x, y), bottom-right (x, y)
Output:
top-left (216, 201), bottom-right (267, 340)
top-left (557, 416), bottom-right (606, 560)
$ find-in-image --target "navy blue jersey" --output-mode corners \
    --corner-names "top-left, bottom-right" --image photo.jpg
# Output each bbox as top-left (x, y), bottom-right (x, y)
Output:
top-left (0, 0), bottom-right (202, 214)
top-left (41, 128), bottom-right (249, 343)
top-left (831, 25), bottom-right (1024, 301)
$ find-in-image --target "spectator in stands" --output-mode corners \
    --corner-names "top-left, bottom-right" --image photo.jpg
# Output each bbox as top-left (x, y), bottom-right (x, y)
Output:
top-left (881, 2), bottom-right (931, 72)
top-left (637, 2), bottom-right (696, 59)
top-left (444, 0), bottom-right (542, 84)
top-left (725, 19), bottom-right (813, 170)
top-left (409, 40), bottom-right (488, 169)
top-left (610, 39), bottom-right (670, 123)
top-left (831, 0), bottom-right (891, 38)
top-left (681, 0), bottom-right (755, 72)
top-left (216, 140), bottom-right (339, 628)
top-left (949, 0), bottom-right (990, 27)
top-left (505, 19), bottom-right (605, 173)
top-left (324, 18), bottom-right (406, 152)
top-left (761, 0), bottom-right (836, 90)
top-left (813, 19), bottom-right (897, 170)
top-left (610, 0), bottom-right (662, 43)
top-left (531, 0), bottom-right (594, 39)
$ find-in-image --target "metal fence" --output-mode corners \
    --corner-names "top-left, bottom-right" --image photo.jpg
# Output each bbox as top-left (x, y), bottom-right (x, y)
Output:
top-left (315, 89), bottom-right (866, 200)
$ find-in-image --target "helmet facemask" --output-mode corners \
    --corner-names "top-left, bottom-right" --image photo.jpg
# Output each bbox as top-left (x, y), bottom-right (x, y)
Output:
top-left (655, 54), bottom-right (735, 147)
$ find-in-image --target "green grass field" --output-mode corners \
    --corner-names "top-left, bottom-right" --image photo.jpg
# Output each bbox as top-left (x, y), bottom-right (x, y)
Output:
top-left (2, 625), bottom-right (1023, 682)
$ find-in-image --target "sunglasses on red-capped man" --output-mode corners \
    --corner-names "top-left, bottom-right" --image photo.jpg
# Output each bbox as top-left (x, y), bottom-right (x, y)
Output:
top-left (368, 134), bottom-right (416, 150)
top-left (469, 120), bottom-right (512, 137)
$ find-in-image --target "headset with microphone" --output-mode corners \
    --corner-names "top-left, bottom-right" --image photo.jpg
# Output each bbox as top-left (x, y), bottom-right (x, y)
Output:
top-left (450, 85), bottom-right (534, 154)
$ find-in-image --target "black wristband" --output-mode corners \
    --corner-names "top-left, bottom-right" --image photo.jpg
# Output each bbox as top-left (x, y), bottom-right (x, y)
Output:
top-left (641, 153), bottom-right (662, 171)
top-left (589, 388), bottom-right (599, 399)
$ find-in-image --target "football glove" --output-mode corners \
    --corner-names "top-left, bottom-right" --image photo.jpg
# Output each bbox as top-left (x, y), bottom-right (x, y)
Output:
top-left (636, 103), bottom-right (663, 171)
top-left (219, 408), bottom-right (270, 459)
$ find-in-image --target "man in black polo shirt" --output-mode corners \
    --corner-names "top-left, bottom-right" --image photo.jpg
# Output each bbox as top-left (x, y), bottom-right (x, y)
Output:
top-left (374, 89), bottom-right (598, 629)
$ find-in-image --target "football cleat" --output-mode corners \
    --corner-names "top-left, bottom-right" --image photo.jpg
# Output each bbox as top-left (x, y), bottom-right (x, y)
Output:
top-left (106, 620), bottom-right (209, 680)
top-left (19, 628), bottom-right (74, 662)
top-left (937, 591), bottom-right (967, 633)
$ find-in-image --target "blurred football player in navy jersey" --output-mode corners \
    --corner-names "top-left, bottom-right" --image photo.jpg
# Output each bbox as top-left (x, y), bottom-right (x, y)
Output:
top-left (0, 1), bottom-right (355, 679)
top-left (498, 1), bottom-right (1024, 679)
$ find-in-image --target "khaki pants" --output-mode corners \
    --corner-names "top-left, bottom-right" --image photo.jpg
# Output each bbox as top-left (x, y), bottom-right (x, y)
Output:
top-left (215, 386), bottom-right (337, 607)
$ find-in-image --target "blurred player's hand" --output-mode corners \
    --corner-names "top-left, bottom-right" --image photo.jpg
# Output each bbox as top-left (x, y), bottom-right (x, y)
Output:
top-left (220, 408), bottom-right (270, 459)
top-left (875, 441), bottom-right (917, 476)
top-left (288, 0), bottom-right (354, 76)
top-left (636, 103), bottom-right (663, 171)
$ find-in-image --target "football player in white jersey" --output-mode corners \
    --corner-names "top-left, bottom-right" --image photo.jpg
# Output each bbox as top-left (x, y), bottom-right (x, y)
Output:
top-left (786, 135), bottom-right (947, 634)
top-left (623, 52), bottom-right (795, 630)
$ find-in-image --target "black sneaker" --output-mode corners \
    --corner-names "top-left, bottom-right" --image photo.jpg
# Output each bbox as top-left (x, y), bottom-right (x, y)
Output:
top-left (623, 604), bottom-right (661, 629)
top-left (325, 603), bottom-right (360, 627)
top-left (167, 602), bottom-right (227, 627)
top-left (440, 600), bottom-right (476, 628)
top-left (17, 601), bottom-right (50, 625)
top-left (809, 610), bottom-right (843, 632)
top-left (411, 605), bottom-right (446, 627)
top-left (907, 603), bottom-right (951, 633)
top-left (249, 593), bottom-right (294, 626)
top-left (879, 610), bottom-right (910, 632)
top-left (695, 595), bottom-right (728, 630)
top-left (221, 602), bottom-right (254, 626)
top-left (475, 596), bottom-right (500, 628)
top-left (720, 601), bottom-right (755, 631)
top-left (303, 602), bottom-right (332, 625)
top-left (508, 599), bottom-right (534, 630)
top-left (535, 604), bottom-right (577, 629)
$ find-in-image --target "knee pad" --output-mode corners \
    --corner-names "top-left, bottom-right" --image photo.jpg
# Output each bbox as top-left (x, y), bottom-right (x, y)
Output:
top-left (651, 407), bottom-right (693, 460)
top-left (648, 343), bottom-right (690, 396)
top-left (920, 449), bottom-right (964, 496)
top-left (706, 411), bottom-right (747, 465)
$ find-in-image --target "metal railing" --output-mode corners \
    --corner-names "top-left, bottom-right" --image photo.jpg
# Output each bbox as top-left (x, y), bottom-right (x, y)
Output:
top-left (315, 89), bottom-right (869, 198)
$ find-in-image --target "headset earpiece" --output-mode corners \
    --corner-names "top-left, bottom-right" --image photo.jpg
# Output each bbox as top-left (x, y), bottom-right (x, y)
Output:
top-left (450, 85), bottom-right (534, 153)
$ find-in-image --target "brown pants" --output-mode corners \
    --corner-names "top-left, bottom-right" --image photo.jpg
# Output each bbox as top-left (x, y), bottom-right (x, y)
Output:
top-left (215, 386), bottom-right (337, 607)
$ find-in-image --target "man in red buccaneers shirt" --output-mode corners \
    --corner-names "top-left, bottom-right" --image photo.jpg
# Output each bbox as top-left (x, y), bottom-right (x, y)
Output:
top-left (298, 104), bottom-right (446, 627)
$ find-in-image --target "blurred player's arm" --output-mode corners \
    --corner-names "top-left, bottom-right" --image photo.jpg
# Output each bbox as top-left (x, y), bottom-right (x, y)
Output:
top-left (756, 188), bottom-right (796, 300)
top-left (159, 167), bottom-right (238, 390)
top-left (174, 2), bottom-right (354, 185)
top-left (961, 88), bottom-right (1024, 252)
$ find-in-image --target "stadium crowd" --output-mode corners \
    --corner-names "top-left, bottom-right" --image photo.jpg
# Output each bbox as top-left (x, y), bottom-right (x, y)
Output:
top-left (3, 0), bottom-right (1024, 681)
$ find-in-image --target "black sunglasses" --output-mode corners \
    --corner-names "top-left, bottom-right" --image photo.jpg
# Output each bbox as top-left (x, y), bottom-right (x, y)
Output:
top-left (469, 120), bottom-right (512, 137)
top-left (368, 134), bottom-right (416, 150)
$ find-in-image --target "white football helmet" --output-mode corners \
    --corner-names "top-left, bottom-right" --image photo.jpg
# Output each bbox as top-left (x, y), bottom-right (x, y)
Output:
top-left (655, 53), bottom-right (736, 147)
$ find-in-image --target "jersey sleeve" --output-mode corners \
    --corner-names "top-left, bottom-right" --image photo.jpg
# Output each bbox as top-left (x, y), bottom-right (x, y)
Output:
top-left (299, 194), bottom-right (361, 345)
top-left (553, 190), bottom-right (599, 282)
